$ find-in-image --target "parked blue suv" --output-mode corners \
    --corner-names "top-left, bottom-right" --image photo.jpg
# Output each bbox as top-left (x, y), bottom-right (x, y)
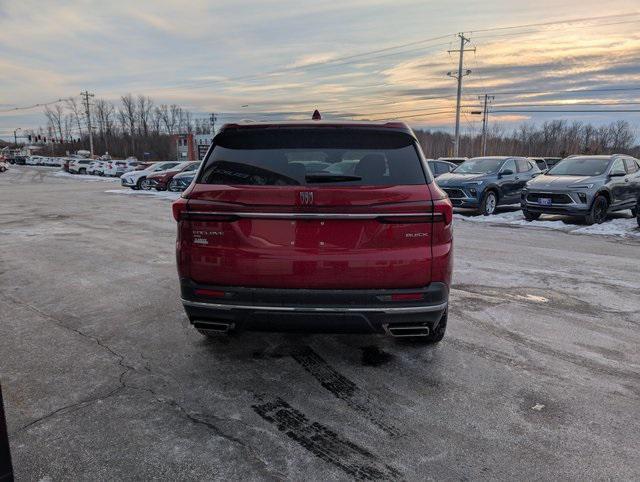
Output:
top-left (436, 156), bottom-right (541, 215)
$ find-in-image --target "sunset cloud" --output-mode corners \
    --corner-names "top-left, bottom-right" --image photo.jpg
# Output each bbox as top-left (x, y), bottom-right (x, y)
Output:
top-left (1, 0), bottom-right (639, 139)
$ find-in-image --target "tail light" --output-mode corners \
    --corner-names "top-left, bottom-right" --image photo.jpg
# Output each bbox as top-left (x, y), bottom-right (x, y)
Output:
top-left (172, 197), bottom-right (188, 221)
top-left (432, 198), bottom-right (453, 225)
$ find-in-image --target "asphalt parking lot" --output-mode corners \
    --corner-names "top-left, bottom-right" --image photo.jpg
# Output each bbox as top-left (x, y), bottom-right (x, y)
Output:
top-left (1, 166), bottom-right (639, 481)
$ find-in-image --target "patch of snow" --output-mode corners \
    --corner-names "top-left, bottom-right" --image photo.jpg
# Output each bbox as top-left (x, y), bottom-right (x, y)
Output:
top-left (454, 211), bottom-right (640, 239)
top-left (104, 189), bottom-right (180, 200)
top-left (54, 171), bottom-right (119, 182)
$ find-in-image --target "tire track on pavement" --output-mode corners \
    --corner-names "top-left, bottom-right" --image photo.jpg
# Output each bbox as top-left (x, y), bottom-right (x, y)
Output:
top-left (252, 397), bottom-right (402, 481)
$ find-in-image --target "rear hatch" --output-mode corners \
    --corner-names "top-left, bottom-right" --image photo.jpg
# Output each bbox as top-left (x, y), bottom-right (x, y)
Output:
top-left (180, 125), bottom-right (437, 289)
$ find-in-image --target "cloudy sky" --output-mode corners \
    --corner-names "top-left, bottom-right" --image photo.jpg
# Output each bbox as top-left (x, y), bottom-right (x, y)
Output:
top-left (1, 0), bottom-right (639, 140)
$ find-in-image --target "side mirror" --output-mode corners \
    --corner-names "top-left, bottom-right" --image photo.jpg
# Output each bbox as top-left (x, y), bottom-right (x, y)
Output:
top-left (499, 169), bottom-right (514, 177)
top-left (609, 170), bottom-right (626, 177)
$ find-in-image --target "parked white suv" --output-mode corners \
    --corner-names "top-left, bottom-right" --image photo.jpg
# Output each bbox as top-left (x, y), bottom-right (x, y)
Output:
top-left (103, 158), bottom-right (140, 177)
top-left (120, 161), bottom-right (181, 189)
top-left (26, 155), bottom-right (45, 165)
top-left (68, 159), bottom-right (93, 174)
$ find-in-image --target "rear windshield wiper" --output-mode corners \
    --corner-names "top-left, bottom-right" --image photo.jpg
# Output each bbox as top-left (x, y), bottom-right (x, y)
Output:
top-left (305, 173), bottom-right (362, 183)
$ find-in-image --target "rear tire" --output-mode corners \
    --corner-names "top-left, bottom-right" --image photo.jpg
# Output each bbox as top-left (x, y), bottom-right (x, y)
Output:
top-left (79, 168), bottom-right (86, 175)
top-left (479, 190), bottom-right (498, 216)
top-left (585, 195), bottom-right (608, 225)
top-left (636, 204), bottom-right (640, 228)
top-left (631, 206), bottom-right (637, 217)
top-left (523, 209), bottom-right (541, 221)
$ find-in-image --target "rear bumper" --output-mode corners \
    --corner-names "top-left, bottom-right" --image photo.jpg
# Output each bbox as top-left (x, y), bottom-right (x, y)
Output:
top-left (180, 280), bottom-right (449, 335)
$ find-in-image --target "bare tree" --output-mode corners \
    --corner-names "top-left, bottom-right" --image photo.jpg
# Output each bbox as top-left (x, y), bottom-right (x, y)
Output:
top-left (120, 94), bottom-right (137, 152)
top-left (65, 98), bottom-right (85, 137)
top-left (44, 104), bottom-right (65, 142)
top-left (137, 95), bottom-right (154, 137)
top-left (94, 99), bottom-right (115, 151)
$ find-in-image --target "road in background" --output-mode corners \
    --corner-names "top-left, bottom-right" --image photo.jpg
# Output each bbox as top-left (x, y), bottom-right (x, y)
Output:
top-left (1, 167), bottom-right (639, 480)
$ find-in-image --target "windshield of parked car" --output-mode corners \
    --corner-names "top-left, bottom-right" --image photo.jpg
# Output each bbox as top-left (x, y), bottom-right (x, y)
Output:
top-left (199, 128), bottom-right (429, 186)
top-left (182, 162), bottom-right (201, 172)
top-left (547, 157), bottom-right (610, 176)
top-left (453, 157), bottom-right (504, 174)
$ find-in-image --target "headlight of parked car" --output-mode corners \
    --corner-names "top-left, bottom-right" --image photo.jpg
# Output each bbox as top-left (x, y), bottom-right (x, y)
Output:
top-left (572, 184), bottom-right (594, 189)
top-left (463, 180), bottom-right (484, 185)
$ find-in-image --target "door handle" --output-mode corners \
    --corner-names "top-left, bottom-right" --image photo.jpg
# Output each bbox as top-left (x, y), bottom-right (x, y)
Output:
top-left (515, 176), bottom-right (520, 180)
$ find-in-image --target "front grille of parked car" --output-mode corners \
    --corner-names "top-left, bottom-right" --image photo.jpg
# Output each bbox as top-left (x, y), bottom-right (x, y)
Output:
top-left (526, 192), bottom-right (573, 204)
top-left (442, 188), bottom-right (466, 199)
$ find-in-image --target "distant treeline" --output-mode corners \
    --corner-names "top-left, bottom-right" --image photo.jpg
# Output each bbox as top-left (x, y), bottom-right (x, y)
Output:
top-left (17, 95), bottom-right (640, 161)
top-left (415, 120), bottom-right (639, 159)
top-left (26, 94), bottom-right (213, 160)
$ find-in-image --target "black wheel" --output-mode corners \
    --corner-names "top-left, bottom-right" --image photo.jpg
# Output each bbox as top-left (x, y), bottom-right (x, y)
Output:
top-left (140, 178), bottom-right (152, 190)
top-left (523, 209), bottom-right (541, 221)
top-left (636, 205), bottom-right (640, 228)
top-left (479, 190), bottom-right (498, 215)
top-left (79, 168), bottom-right (86, 175)
top-left (631, 206), bottom-right (637, 217)
top-left (585, 195), bottom-right (609, 225)
top-left (135, 177), bottom-right (145, 190)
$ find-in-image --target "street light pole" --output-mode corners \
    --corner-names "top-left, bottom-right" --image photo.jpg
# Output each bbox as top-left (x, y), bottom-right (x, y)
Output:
top-left (13, 128), bottom-right (21, 146)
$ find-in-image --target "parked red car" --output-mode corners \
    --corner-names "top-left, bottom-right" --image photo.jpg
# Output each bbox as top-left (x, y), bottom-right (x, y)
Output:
top-left (172, 119), bottom-right (453, 343)
top-left (145, 161), bottom-right (200, 191)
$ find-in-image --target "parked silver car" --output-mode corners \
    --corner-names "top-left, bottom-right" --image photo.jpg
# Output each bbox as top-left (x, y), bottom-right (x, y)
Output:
top-left (521, 154), bottom-right (640, 224)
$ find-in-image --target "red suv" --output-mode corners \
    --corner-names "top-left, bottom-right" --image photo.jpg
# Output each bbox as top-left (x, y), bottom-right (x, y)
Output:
top-left (172, 120), bottom-right (453, 343)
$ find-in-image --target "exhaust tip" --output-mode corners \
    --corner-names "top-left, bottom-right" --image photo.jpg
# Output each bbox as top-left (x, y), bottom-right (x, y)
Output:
top-left (384, 323), bottom-right (430, 337)
top-left (193, 320), bottom-right (235, 334)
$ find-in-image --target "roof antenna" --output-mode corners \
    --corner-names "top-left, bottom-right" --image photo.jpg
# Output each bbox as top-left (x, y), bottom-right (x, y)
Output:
top-left (312, 109), bottom-right (321, 120)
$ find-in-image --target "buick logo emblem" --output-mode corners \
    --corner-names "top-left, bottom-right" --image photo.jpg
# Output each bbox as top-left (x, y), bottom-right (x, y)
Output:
top-left (299, 191), bottom-right (314, 206)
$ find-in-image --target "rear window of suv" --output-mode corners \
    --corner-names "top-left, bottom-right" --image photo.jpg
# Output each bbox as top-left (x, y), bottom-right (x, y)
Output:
top-left (198, 128), bottom-right (429, 186)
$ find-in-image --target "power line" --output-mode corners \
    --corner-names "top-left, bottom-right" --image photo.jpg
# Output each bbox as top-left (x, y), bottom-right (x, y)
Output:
top-left (467, 12), bottom-right (640, 34)
top-left (0, 98), bottom-right (71, 113)
top-left (492, 109), bottom-right (640, 113)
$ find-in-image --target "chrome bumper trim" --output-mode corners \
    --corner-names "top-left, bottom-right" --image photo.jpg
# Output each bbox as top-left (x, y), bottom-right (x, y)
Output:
top-left (182, 298), bottom-right (448, 314)
top-left (184, 211), bottom-right (435, 220)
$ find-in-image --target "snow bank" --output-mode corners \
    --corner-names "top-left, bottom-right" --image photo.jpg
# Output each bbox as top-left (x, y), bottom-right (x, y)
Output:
top-left (454, 211), bottom-right (640, 239)
top-left (54, 171), bottom-right (119, 183)
top-left (104, 189), bottom-right (181, 201)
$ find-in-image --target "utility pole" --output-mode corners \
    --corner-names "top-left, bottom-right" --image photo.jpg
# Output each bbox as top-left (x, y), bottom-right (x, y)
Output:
top-left (80, 90), bottom-right (95, 156)
top-left (447, 33), bottom-right (475, 157)
top-left (13, 128), bottom-right (21, 146)
top-left (479, 94), bottom-right (494, 156)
